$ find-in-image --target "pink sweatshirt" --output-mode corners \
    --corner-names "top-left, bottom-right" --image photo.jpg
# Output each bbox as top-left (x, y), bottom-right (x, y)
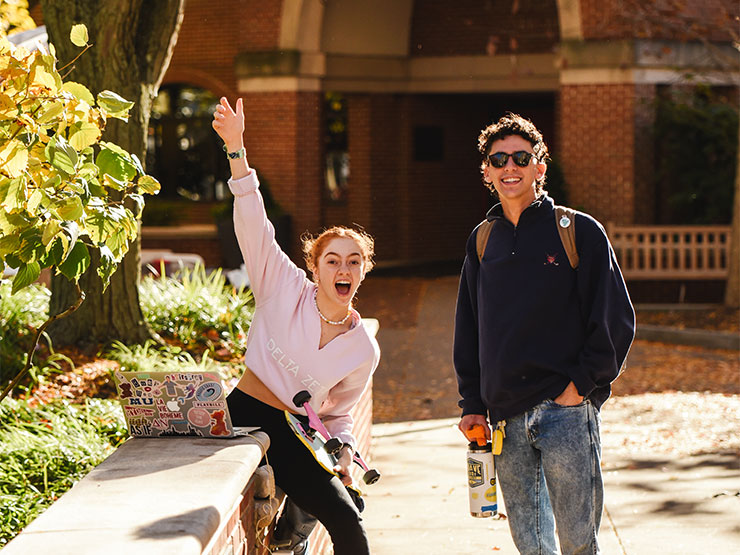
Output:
top-left (229, 171), bottom-right (380, 447)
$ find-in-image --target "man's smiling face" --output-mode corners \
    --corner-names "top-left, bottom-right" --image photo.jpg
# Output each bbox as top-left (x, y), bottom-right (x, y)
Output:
top-left (484, 134), bottom-right (546, 206)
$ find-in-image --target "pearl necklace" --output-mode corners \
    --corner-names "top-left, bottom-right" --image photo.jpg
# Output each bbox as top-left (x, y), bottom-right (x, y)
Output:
top-left (314, 290), bottom-right (351, 325)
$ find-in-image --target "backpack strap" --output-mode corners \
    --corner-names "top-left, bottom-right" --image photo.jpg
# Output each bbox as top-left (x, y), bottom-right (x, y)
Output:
top-left (476, 207), bottom-right (578, 269)
top-left (555, 205), bottom-right (579, 269)
top-left (476, 220), bottom-right (494, 263)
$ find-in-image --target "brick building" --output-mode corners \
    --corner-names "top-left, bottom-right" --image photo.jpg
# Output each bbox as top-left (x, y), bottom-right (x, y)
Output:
top-left (31, 0), bottom-right (740, 267)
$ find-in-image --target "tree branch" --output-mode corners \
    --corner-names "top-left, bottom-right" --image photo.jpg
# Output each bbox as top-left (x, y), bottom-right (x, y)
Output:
top-left (0, 282), bottom-right (85, 404)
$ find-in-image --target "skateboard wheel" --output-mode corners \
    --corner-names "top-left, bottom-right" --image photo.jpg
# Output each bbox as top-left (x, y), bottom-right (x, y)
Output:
top-left (293, 390), bottom-right (312, 407)
top-left (363, 469), bottom-right (380, 485)
top-left (324, 438), bottom-right (343, 456)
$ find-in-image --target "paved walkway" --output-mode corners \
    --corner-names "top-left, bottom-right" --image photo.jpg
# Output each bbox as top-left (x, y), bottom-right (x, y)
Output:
top-left (363, 418), bottom-right (740, 554)
top-left (360, 275), bottom-right (740, 554)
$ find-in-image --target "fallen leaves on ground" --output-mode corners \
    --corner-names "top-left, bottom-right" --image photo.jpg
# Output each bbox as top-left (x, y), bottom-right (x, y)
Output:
top-left (602, 392), bottom-right (740, 457)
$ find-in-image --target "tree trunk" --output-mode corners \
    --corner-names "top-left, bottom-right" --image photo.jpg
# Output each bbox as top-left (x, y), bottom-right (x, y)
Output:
top-left (725, 123), bottom-right (740, 308)
top-left (42, 0), bottom-right (185, 345)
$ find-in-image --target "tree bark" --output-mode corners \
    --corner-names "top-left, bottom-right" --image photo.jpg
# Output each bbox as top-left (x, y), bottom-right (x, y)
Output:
top-left (725, 123), bottom-right (740, 308)
top-left (42, 0), bottom-right (184, 345)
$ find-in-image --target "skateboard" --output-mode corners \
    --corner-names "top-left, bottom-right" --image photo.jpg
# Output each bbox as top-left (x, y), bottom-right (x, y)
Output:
top-left (284, 390), bottom-right (380, 496)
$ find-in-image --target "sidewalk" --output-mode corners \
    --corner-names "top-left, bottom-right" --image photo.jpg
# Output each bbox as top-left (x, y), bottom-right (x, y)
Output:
top-left (363, 418), bottom-right (740, 554)
top-left (358, 274), bottom-right (740, 554)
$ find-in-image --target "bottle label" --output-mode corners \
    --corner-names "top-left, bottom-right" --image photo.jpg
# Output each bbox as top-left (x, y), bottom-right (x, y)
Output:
top-left (467, 457), bottom-right (484, 488)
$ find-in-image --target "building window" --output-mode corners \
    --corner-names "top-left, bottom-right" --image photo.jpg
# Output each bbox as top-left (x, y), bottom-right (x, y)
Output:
top-left (324, 92), bottom-right (349, 202)
top-left (413, 126), bottom-right (444, 161)
top-left (147, 84), bottom-right (228, 201)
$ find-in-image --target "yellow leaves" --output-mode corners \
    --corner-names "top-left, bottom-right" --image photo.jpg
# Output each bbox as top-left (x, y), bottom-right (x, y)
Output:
top-left (70, 24), bottom-right (89, 48)
top-left (0, 137), bottom-right (28, 178)
top-left (41, 219), bottom-right (62, 246)
top-left (63, 82), bottom-right (94, 106)
top-left (68, 121), bottom-right (101, 150)
top-left (0, 22), bottom-right (159, 294)
top-left (0, 92), bottom-right (17, 119)
top-left (29, 61), bottom-right (59, 92)
top-left (37, 100), bottom-right (64, 123)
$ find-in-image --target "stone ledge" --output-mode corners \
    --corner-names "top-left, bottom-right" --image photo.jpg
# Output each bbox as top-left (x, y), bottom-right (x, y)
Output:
top-left (3, 432), bottom-right (270, 555)
top-left (637, 324), bottom-right (740, 351)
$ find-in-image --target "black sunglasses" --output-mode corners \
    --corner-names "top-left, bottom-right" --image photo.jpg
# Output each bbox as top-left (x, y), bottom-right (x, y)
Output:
top-left (486, 151), bottom-right (535, 168)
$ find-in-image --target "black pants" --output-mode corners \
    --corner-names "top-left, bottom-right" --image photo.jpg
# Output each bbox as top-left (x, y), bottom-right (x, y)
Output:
top-left (226, 388), bottom-right (370, 555)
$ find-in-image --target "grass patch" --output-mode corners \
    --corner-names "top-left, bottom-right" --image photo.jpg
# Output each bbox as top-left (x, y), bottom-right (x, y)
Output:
top-left (0, 397), bottom-right (127, 547)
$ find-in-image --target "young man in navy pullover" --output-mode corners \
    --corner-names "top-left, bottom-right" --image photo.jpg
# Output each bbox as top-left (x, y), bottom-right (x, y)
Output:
top-left (454, 113), bottom-right (635, 555)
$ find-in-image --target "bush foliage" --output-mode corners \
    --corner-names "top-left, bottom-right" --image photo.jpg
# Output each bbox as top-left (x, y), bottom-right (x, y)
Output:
top-left (654, 88), bottom-right (738, 224)
top-left (0, 397), bottom-right (127, 546)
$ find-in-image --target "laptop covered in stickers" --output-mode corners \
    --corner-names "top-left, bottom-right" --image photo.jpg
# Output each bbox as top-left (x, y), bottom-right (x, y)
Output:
top-left (113, 371), bottom-right (256, 438)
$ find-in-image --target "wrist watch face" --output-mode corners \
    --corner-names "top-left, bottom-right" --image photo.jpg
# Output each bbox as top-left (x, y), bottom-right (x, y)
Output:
top-left (226, 147), bottom-right (245, 159)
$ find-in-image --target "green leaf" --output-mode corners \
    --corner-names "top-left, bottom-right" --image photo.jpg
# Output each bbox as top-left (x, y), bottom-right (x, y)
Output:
top-left (4, 252), bottom-right (22, 269)
top-left (55, 196), bottom-right (84, 221)
top-left (70, 24), bottom-right (89, 48)
top-left (87, 177), bottom-right (106, 197)
top-left (103, 173), bottom-right (127, 191)
top-left (0, 209), bottom-right (27, 234)
top-left (11, 261), bottom-right (41, 294)
top-left (96, 144), bottom-right (136, 183)
top-left (57, 220), bottom-right (80, 261)
top-left (0, 176), bottom-right (26, 212)
top-left (137, 175), bottom-right (161, 195)
top-left (97, 90), bottom-right (134, 120)
top-left (84, 207), bottom-right (108, 244)
top-left (0, 233), bottom-right (20, 256)
top-left (78, 163), bottom-right (99, 179)
top-left (105, 226), bottom-right (127, 257)
top-left (42, 174), bottom-right (62, 190)
top-left (46, 136), bottom-right (78, 175)
top-left (63, 81), bottom-right (95, 106)
top-left (16, 227), bottom-right (44, 263)
top-left (58, 240), bottom-right (90, 282)
top-left (44, 236), bottom-right (64, 266)
top-left (68, 121), bottom-right (101, 150)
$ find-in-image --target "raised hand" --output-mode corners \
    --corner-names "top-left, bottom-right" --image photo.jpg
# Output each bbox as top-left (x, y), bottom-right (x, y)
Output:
top-left (212, 97), bottom-right (245, 153)
top-left (212, 97), bottom-right (249, 179)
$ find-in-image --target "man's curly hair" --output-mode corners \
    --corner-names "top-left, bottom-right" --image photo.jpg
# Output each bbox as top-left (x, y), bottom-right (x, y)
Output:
top-left (477, 113), bottom-right (550, 195)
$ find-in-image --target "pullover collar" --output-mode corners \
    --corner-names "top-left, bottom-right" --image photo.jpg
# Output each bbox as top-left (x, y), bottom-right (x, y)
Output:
top-left (485, 194), bottom-right (555, 226)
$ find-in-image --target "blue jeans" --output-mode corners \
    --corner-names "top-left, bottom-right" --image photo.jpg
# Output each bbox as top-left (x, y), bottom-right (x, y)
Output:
top-left (495, 399), bottom-right (603, 555)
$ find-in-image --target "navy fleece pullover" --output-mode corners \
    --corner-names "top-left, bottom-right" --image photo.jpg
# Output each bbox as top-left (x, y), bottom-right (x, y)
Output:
top-left (453, 195), bottom-right (635, 422)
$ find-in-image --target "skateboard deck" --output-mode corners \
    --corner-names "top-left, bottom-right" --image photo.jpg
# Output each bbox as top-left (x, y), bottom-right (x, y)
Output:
top-left (284, 411), bottom-right (364, 499)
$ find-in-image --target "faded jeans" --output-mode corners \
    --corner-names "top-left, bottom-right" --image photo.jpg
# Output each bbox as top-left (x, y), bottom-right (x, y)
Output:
top-left (495, 399), bottom-right (603, 555)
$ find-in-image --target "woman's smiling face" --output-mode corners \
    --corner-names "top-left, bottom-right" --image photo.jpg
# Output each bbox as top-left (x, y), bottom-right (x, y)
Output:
top-left (315, 236), bottom-right (366, 306)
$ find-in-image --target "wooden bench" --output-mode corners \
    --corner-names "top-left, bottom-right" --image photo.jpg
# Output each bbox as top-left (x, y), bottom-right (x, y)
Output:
top-left (607, 224), bottom-right (731, 280)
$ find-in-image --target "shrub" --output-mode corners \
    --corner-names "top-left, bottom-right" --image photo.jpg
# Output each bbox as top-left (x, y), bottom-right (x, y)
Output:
top-left (0, 397), bottom-right (126, 546)
top-left (653, 88), bottom-right (738, 224)
top-left (138, 264), bottom-right (254, 353)
top-left (0, 280), bottom-right (49, 386)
